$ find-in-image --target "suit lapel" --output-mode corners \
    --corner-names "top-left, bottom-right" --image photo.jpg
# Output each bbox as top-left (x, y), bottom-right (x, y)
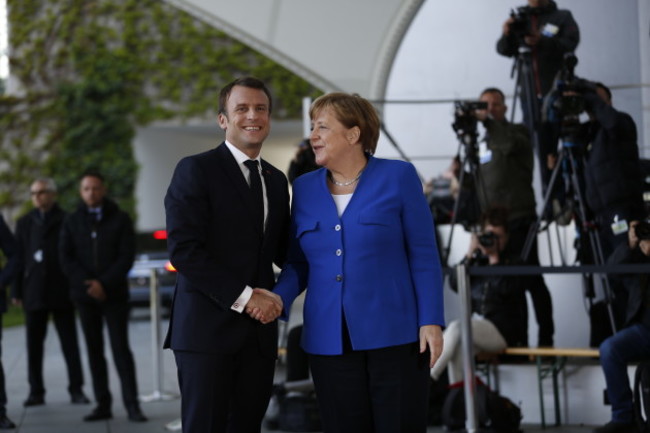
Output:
top-left (215, 143), bottom-right (263, 235)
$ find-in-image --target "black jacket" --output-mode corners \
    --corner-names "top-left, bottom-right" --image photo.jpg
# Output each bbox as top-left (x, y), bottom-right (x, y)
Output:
top-left (581, 91), bottom-right (645, 222)
top-left (497, 0), bottom-right (580, 96)
top-left (0, 215), bottom-right (18, 313)
top-left (13, 204), bottom-right (74, 311)
top-left (59, 199), bottom-right (135, 304)
top-left (451, 253), bottom-right (528, 347)
top-left (608, 241), bottom-right (650, 329)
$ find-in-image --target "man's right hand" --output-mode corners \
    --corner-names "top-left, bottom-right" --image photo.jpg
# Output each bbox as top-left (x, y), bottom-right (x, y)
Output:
top-left (245, 288), bottom-right (283, 324)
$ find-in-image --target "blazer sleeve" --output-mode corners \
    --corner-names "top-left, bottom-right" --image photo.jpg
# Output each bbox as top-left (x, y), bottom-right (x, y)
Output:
top-left (165, 156), bottom-right (246, 308)
top-left (97, 212), bottom-right (136, 291)
top-left (399, 164), bottom-right (445, 327)
top-left (273, 183), bottom-right (309, 320)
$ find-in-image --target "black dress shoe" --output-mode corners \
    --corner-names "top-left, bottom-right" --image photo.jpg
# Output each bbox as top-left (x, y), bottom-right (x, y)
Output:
top-left (23, 395), bottom-right (45, 407)
top-left (70, 390), bottom-right (90, 404)
top-left (127, 408), bottom-right (148, 422)
top-left (83, 408), bottom-right (112, 422)
top-left (0, 415), bottom-right (16, 429)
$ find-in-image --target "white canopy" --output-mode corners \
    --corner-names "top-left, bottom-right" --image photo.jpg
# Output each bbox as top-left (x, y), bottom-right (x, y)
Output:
top-left (164, 0), bottom-right (424, 99)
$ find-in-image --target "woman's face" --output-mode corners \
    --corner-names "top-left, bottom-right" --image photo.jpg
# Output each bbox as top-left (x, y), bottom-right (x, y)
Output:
top-left (309, 108), bottom-right (359, 168)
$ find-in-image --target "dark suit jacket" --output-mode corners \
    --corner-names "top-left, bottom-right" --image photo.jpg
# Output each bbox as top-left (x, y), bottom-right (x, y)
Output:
top-left (0, 215), bottom-right (18, 313)
top-left (163, 143), bottom-right (290, 358)
top-left (13, 204), bottom-right (75, 311)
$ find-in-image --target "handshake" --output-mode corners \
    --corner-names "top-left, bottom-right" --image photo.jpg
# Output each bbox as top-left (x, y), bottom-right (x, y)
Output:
top-left (245, 288), bottom-right (283, 324)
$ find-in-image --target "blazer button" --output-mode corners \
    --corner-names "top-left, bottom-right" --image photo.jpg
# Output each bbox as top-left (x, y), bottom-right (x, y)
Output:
top-left (335, 249), bottom-right (342, 256)
top-left (334, 224), bottom-right (341, 231)
top-left (336, 274), bottom-right (343, 282)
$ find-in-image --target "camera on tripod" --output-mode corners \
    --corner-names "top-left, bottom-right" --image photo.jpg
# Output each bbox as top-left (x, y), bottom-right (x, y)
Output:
top-left (452, 100), bottom-right (487, 147)
top-left (509, 6), bottom-right (533, 39)
top-left (546, 53), bottom-right (586, 140)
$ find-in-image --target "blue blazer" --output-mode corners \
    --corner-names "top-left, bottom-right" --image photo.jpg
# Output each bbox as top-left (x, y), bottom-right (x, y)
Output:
top-left (274, 156), bottom-right (444, 355)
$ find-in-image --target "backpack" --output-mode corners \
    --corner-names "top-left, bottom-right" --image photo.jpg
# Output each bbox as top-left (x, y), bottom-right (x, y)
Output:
top-left (441, 378), bottom-right (522, 433)
top-left (634, 361), bottom-right (650, 433)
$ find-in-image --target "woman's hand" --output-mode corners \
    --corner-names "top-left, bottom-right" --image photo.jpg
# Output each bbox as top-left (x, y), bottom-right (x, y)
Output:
top-left (419, 325), bottom-right (443, 368)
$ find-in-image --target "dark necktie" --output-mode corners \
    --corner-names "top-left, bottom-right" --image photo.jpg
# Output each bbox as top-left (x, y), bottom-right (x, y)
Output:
top-left (244, 160), bottom-right (264, 232)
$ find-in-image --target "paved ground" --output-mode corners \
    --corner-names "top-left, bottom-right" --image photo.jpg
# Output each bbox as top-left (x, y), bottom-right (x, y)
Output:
top-left (0, 309), bottom-right (598, 432)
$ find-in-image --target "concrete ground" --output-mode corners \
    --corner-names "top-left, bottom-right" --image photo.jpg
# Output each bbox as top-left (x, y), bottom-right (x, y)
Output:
top-left (0, 309), bottom-right (599, 432)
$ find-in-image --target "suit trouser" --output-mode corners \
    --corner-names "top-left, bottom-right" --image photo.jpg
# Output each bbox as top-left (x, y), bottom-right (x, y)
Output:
top-left (0, 315), bottom-right (6, 415)
top-left (25, 308), bottom-right (84, 397)
top-left (174, 332), bottom-right (276, 433)
top-left (508, 217), bottom-right (555, 346)
top-left (309, 342), bottom-right (431, 433)
top-left (76, 301), bottom-right (139, 411)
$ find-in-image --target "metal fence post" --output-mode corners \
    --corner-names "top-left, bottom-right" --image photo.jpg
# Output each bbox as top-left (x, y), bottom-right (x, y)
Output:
top-left (457, 263), bottom-right (479, 433)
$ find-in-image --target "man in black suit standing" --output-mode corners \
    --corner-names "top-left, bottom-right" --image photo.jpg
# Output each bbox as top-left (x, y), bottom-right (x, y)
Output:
top-left (164, 76), bottom-right (290, 432)
top-left (13, 178), bottom-right (89, 407)
top-left (59, 171), bottom-right (147, 423)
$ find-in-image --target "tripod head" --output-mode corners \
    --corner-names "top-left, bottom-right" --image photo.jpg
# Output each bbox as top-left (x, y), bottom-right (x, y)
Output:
top-left (452, 100), bottom-right (487, 165)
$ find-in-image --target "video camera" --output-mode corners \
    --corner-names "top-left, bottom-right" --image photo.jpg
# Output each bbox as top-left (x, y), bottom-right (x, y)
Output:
top-left (545, 53), bottom-right (587, 141)
top-left (451, 100), bottom-right (488, 149)
top-left (635, 220), bottom-right (650, 241)
top-left (509, 6), bottom-right (533, 40)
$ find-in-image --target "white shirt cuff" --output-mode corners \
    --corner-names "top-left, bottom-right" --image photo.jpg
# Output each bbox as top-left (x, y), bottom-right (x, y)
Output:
top-left (231, 286), bottom-right (253, 313)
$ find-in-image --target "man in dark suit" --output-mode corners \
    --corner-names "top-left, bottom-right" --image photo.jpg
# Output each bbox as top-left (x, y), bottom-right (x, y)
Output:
top-left (164, 76), bottom-right (290, 433)
top-left (13, 178), bottom-right (89, 407)
top-left (0, 214), bottom-right (18, 429)
top-left (59, 171), bottom-right (147, 423)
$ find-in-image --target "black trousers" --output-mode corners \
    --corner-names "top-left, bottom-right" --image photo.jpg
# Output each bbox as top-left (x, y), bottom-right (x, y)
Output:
top-left (0, 315), bottom-right (6, 415)
top-left (174, 331), bottom-right (276, 433)
top-left (76, 301), bottom-right (139, 411)
top-left (309, 342), bottom-right (430, 433)
top-left (508, 217), bottom-right (555, 346)
top-left (25, 308), bottom-right (84, 397)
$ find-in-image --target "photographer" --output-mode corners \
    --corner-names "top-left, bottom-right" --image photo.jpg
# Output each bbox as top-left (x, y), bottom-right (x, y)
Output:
top-left (474, 87), bottom-right (555, 347)
top-left (579, 82), bottom-right (645, 260)
top-left (431, 206), bottom-right (528, 384)
top-left (595, 220), bottom-right (650, 433)
top-left (497, 0), bottom-right (580, 102)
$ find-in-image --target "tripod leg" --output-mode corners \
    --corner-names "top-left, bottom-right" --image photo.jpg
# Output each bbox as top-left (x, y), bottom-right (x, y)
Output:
top-left (564, 148), bottom-right (618, 334)
top-left (521, 152), bottom-right (566, 262)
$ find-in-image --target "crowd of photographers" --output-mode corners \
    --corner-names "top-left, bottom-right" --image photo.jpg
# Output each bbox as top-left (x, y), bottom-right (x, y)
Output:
top-left (425, 1), bottom-right (648, 432)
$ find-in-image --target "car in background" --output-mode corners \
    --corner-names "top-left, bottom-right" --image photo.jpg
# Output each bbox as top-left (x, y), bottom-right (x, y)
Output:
top-left (128, 251), bottom-right (176, 308)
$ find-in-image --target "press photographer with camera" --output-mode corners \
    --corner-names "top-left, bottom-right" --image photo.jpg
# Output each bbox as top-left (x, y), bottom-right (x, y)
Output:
top-left (467, 87), bottom-right (555, 347)
top-left (431, 206), bottom-right (528, 384)
top-left (498, 0), bottom-right (580, 99)
top-left (576, 82), bottom-right (645, 260)
top-left (594, 220), bottom-right (650, 433)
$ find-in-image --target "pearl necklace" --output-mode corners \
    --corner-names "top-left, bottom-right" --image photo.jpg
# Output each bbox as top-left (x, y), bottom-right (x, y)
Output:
top-left (328, 169), bottom-right (363, 187)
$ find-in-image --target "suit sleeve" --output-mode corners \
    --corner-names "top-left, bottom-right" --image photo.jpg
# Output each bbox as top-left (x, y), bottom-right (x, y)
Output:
top-left (11, 218), bottom-right (25, 300)
top-left (0, 215), bottom-right (18, 290)
top-left (399, 164), bottom-right (445, 327)
top-left (97, 212), bottom-right (136, 292)
top-left (165, 156), bottom-right (246, 309)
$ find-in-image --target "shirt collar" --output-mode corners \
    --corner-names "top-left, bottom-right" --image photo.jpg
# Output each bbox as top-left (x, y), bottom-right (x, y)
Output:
top-left (224, 141), bottom-right (261, 166)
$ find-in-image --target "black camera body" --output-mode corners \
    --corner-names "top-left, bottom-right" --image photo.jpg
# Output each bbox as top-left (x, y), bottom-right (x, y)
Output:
top-left (546, 53), bottom-right (587, 141)
top-left (635, 220), bottom-right (650, 241)
top-left (478, 231), bottom-right (497, 248)
top-left (509, 6), bottom-right (532, 39)
top-left (452, 100), bottom-right (488, 148)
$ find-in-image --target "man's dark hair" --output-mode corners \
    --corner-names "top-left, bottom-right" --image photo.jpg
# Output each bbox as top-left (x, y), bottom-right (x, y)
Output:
top-left (79, 169), bottom-right (105, 183)
top-left (480, 87), bottom-right (506, 102)
top-left (594, 82), bottom-right (612, 102)
top-left (218, 76), bottom-right (273, 116)
top-left (480, 205), bottom-right (510, 233)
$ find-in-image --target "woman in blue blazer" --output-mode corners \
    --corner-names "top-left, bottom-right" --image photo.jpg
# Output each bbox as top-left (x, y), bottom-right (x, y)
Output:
top-left (272, 93), bottom-right (445, 433)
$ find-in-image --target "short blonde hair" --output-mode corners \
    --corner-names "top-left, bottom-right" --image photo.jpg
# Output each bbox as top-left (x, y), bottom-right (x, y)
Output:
top-left (310, 92), bottom-right (380, 154)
